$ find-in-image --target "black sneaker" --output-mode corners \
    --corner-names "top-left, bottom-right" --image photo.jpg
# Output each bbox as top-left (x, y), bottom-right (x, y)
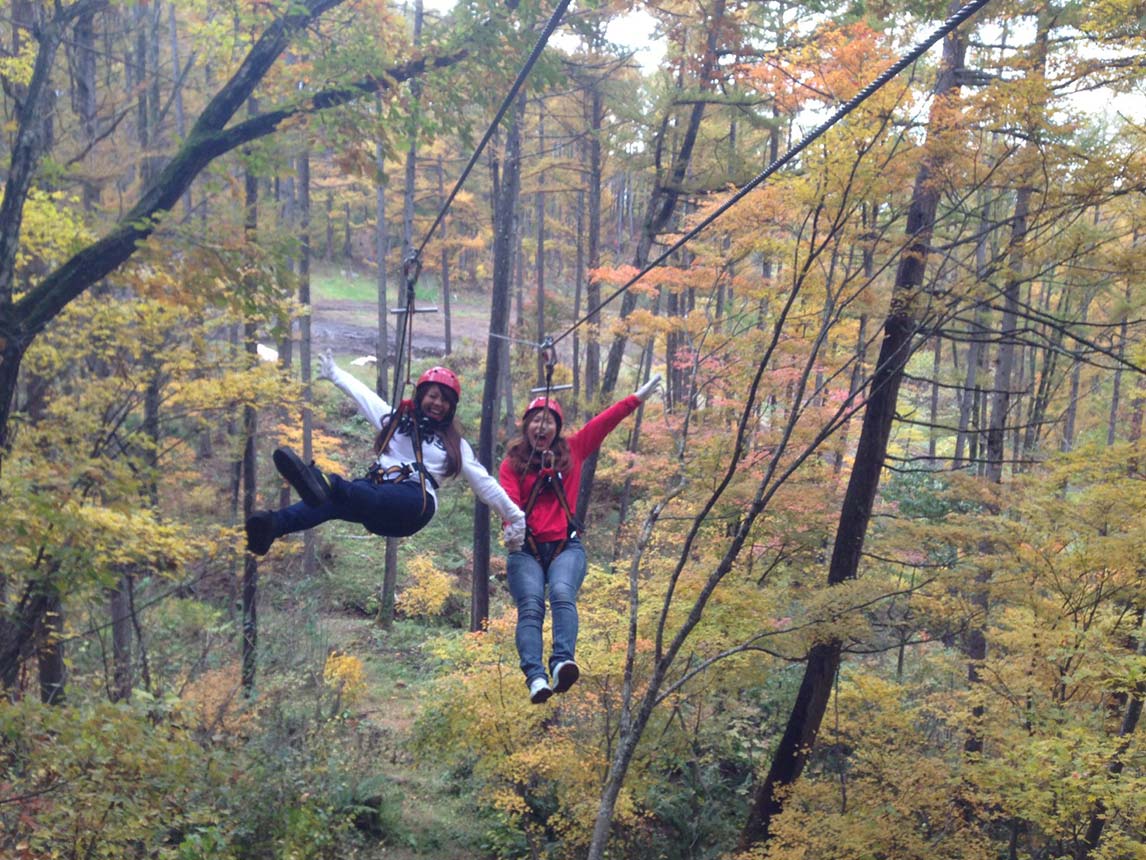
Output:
top-left (245, 510), bottom-right (275, 555)
top-left (552, 660), bottom-right (580, 694)
top-left (273, 447), bottom-right (331, 507)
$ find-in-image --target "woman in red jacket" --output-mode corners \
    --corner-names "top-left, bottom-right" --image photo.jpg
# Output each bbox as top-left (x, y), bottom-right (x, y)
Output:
top-left (498, 374), bottom-right (661, 703)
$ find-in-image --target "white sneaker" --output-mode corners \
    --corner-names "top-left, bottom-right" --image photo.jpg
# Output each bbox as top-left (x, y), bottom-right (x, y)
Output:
top-left (529, 677), bottom-right (553, 704)
top-left (552, 660), bottom-right (580, 694)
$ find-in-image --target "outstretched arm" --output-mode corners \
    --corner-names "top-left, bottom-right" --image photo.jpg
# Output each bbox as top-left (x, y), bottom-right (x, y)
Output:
top-left (569, 373), bottom-right (662, 459)
top-left (317, 348), bottom-right (392, 430)
top-left (460, 441), bottom-right (525, 526)
top-left (568, 374), bottom-right (662, 459)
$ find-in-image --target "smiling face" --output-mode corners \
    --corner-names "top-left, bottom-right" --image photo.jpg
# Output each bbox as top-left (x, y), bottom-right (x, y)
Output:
top-left (418, 383), bottom-right (454, 422)
top-left (525, 408), bottom-right (559, 450)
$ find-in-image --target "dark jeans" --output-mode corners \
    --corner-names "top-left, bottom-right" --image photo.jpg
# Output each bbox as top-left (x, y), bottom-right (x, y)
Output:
top-left (506, 537), bottom-right (587, 686)
top-left (273, 474), bottom-right (435, 539)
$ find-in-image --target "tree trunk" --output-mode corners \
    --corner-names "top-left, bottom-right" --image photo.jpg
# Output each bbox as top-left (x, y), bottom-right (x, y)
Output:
top-left (73, 5), bottom-right (100, 211)
top-left (169, 3), bottom-right (191, 217)
top-left (535, 101), bottom-right (547, 384)
top-left (380, 538), bottom-right (399, 630)
top-left (581, 0), bottom-right (726, 525)
top-left (472, 93), bottom-right (524, 631)
top-left (241, 120), bottom-right (260, 696)
top-left (37, 588), bottom-right (66, 705)
top-left (241, 328), bottom-right (259, 696)
top-left (740, 7), bottom-right (966, 846)
top-left (374, 117), bottom-right (390, 398)
top-left (955, 196), bottom-right (992, 466)
top-left (985, 10), bottom-right (1049, 482)
top-left (438, 156), bottom-right (453, 355)
top-left (0, 585), bottom-right (51, 693)
top-left (1107, 279), bottom-right (1132, 446)
top-left (109, 580), bottom-right (133, 702)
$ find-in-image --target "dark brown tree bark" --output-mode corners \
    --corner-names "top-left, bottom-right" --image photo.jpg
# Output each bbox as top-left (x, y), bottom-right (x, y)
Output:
top-left (471, 93), bottom-right (525, 630)
top-left (740, 6), bottom-right (967, 847)
top-left (240, 125), bottom-right (261, 696)
top-left (37, 589), bottom-right (66, 705)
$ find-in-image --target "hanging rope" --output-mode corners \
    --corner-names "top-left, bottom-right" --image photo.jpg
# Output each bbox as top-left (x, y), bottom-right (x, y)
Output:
top-left (389, 251), bottom-right (423, 403)
top-left (550, 0), bottom-right (993, 348)
top-left (386, 0), bottom-right (573, 407)
top-left (414, 0), bottom-right (574, 263)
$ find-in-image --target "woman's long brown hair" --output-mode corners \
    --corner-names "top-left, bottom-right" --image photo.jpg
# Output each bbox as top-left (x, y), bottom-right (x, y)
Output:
top-left (373, 388), bottom-right (463, 479)
top-left (505, 421), bottom-right (571, 476)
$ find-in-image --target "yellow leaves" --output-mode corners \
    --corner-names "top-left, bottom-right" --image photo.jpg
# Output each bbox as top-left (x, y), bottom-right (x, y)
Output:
top-left (397, 553), bottom-right (452, 618)
top-left (273, 423), bottom-right (345, 475)
top-left (14, 189), bottom-right (93, 295)
top-left (0, 38), bottom-right (36, 89)
top-left (323, 651), bottom-right (367, 706)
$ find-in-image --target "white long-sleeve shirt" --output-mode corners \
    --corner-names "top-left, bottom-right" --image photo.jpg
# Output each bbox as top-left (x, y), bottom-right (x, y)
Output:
top-left (325, 364), bottom-right (524, 525)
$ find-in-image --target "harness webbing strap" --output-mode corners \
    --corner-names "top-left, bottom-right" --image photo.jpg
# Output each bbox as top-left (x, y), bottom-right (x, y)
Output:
top-left (370, 398), bottom-right (435, 516)
top-left (521, 461), bottom-right (582, 567)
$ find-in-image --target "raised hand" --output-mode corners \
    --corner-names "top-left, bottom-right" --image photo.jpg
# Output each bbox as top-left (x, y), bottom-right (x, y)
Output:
top-left (635, 373), bottom-right (663, 402)
top-left (318, 348), bottom-right (337, 382)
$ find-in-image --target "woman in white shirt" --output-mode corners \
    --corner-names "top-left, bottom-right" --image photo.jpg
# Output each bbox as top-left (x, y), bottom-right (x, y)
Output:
top-left (245, 351), bottom-right (525, 555)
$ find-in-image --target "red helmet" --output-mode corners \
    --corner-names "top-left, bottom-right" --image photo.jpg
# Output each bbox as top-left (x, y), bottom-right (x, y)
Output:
top-left (417, 366), bottom-right (461, 399)
top-left (524, 396), bottom-right (563, 434)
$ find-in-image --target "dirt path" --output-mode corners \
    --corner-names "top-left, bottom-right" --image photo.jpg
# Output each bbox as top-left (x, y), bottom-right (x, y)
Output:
top-left (312, 297), bottom-right (492, 361)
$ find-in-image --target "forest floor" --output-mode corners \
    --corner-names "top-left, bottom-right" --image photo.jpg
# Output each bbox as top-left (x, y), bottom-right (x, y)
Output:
top-left (314, 613), bottom-right (483, 860)
top-left (297, 265), bottom-right (496, 858)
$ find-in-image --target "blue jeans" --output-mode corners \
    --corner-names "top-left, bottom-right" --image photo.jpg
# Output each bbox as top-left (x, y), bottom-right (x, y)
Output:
top-left (506, 537), bottom-right (587, 686)
top-left (273, 474), bottom-right (435, 539)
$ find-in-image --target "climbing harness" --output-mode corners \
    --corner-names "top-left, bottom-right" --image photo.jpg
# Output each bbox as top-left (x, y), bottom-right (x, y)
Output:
top-left (520, 448), bottom-right (583, 568)
top-left (517, 339), bottom-right (581, 567)
top-left (369, 399), bottom-right (437, 515)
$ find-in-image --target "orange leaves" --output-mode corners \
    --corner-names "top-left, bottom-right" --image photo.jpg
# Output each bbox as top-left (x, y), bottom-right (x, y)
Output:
top-left (736, 22), bottom-right (897, 114)
top-left (179, 663), bottom-right (260, 741)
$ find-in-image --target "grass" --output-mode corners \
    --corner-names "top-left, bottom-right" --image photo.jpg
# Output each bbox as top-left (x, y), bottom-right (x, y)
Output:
top-left (312, 262), bottom-right (440, 305)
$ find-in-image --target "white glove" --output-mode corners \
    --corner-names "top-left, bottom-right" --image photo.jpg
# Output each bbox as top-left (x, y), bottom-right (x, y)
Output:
top-left (503, 517), bottom-right (527, 552)
top-left (635, 373), bottom-right (663, 402)
top-left (318, 348), bottom-right (337, 382)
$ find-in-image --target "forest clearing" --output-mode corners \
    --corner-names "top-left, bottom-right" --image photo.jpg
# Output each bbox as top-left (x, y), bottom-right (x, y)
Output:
top-left (0, 0), bottom-right (1143, 858)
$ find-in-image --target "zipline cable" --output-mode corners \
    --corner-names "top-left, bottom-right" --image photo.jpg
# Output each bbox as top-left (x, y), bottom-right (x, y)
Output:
top-left (550, 0), bottom-right (993, 348)
top-left (391, 0), bottom-right (572, 399)
top-left (414, 0), bottom-right (574, 261)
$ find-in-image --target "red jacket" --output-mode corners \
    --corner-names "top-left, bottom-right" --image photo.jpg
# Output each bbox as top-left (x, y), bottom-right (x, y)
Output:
top-left (499, 395), bottom-right (640, 543)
